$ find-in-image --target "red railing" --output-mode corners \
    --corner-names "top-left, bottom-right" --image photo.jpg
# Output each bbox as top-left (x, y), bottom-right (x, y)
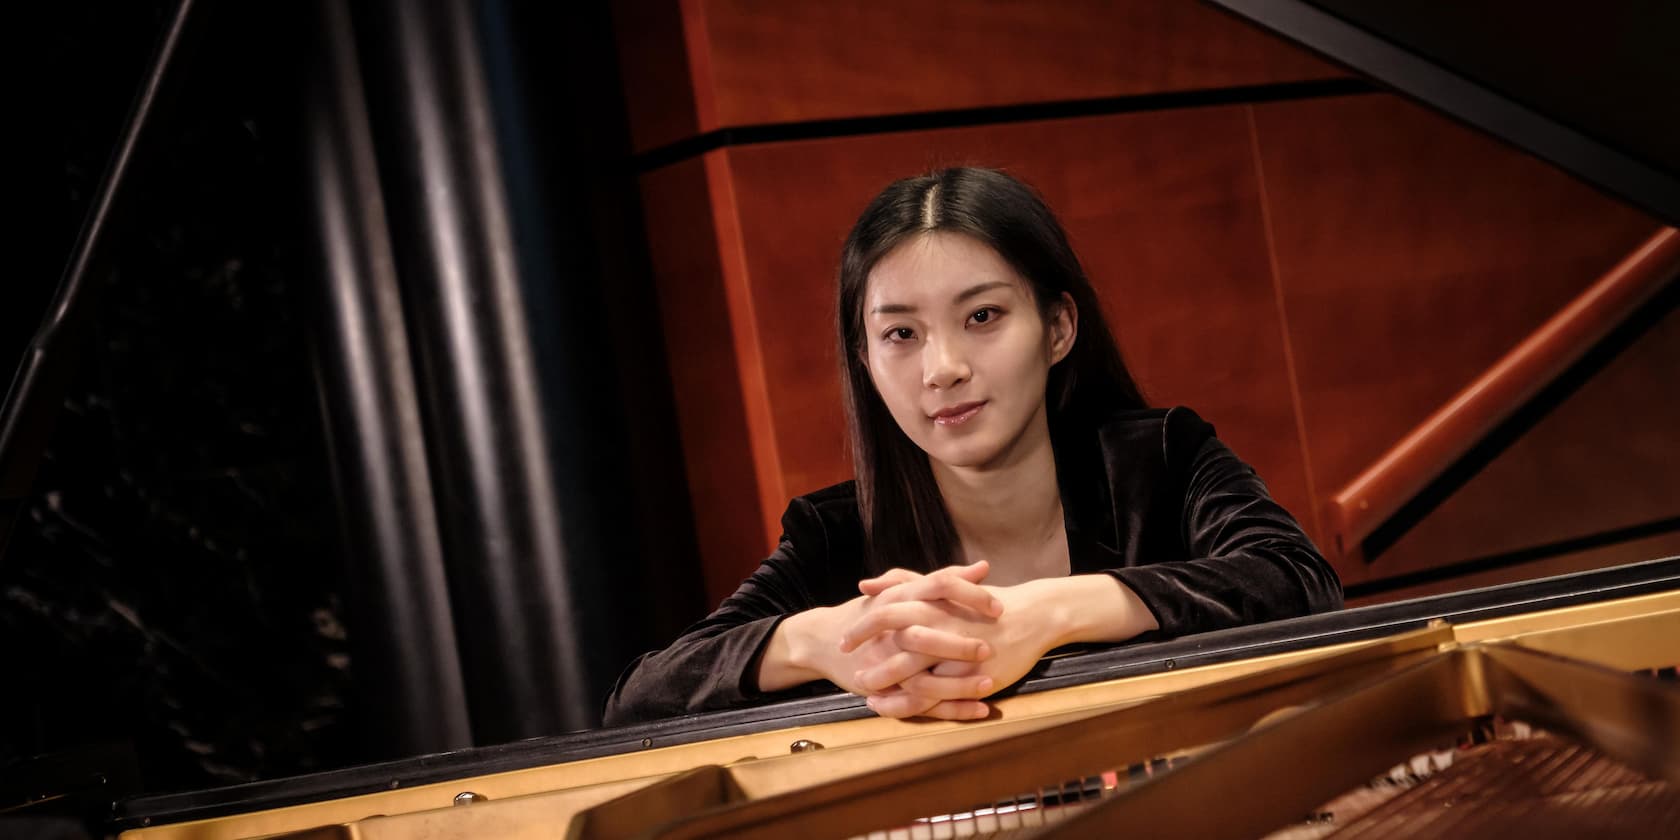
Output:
top-left (1327, 227), bottom-right (1680, 562)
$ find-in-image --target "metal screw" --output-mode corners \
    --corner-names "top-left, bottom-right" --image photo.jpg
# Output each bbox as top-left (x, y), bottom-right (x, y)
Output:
top-left (790, 739), bottom-right (825, 753)
top-left (454, 791), bottom-right (487, 806)
top-left (641, 737), bottom-right (653, 748)
top-left (1164, 659), bottom-right (1177, 670)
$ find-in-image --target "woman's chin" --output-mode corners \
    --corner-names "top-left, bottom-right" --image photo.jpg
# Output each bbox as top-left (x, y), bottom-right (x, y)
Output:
top-left (924, 440), bottom-right (1008, 472)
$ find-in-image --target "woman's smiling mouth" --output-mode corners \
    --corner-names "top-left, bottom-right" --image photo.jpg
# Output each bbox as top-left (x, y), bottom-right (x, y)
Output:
top-left (930, 401), bottom-right (986, 426)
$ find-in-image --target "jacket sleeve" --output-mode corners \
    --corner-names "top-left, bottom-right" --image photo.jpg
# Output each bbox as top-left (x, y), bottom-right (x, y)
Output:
top-left (601, 498), bottom-right (837, 726)
top-left (1106, 409), bottom-right (1344, 637)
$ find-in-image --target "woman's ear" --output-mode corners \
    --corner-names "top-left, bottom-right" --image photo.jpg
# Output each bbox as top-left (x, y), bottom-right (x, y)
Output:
top-left (1049, 292), bottom-right (1078, 364)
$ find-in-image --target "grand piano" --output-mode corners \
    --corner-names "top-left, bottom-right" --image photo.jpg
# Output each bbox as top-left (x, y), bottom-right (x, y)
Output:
top-left (108, 559), bottom-right (1680, 838)
top-left (7, 1), bottom-right (1679, 838)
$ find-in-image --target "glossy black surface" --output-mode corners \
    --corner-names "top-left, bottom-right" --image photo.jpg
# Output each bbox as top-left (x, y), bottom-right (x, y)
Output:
top-left (111, 556), bottom-right (1680, 832)
top-left (1204, 0), bottom-right (1680, 226)
top-left (1, 1), bottom-right (199, 550)
top-left (5, 0), bottom-right (356, 797)
top-left (7, 1), bottom-right (702, 806)
top-left (305, 0), bottom-right (472, 757)
top-left (354, 0), bottom-right (620, 741)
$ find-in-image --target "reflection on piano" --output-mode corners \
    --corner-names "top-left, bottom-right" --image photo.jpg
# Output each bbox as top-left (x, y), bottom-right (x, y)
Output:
top-left (114, 558), bottom-right (1680, 838)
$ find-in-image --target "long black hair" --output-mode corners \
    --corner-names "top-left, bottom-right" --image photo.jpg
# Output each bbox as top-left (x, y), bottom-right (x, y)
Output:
top-left (838, 167), bottom-right (1147, 574)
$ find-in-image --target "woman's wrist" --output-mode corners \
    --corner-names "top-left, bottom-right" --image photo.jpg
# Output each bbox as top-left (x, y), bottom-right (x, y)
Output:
top-left (1004, 578), bottom-right (1075, 652)
top-left (755, 607), bottom-right (831, 692)
top-left (1015, 574), bottom-right (1159, 649)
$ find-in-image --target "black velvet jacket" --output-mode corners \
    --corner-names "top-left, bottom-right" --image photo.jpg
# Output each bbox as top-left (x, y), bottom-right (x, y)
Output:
top-left (604, 406), bottom-right (1342, 726)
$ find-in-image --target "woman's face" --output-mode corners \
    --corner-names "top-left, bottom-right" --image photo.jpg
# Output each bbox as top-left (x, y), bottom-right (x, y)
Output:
top-left (862, 232), bottom-right (1075, 472)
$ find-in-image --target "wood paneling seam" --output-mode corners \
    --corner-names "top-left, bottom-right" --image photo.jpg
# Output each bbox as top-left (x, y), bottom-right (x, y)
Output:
top-left (703, 150), bottom-right (788, 550)
top-left (1245, 104), bottom-right (1327, 554)
top-left (679, 0), bottom-right (717, 134)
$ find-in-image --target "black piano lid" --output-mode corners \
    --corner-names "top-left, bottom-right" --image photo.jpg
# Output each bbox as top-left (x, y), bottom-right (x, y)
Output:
top-left (1203, 0), bottom-right (1680, 228)
top-left (111, 554), bottom-right (1680, 831)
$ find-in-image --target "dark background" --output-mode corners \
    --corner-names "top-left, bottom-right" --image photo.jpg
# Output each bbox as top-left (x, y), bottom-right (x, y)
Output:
top-left (6, 0), bottom-right (701, 794)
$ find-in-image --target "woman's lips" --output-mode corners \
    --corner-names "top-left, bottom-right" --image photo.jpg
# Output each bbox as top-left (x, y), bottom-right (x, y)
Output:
top-left (930, 401), bottom-right (986, 427)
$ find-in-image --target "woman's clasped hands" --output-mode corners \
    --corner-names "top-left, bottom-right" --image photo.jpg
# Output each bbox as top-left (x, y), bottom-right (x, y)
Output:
top-left (834, 560), bottom-right (1060, 721)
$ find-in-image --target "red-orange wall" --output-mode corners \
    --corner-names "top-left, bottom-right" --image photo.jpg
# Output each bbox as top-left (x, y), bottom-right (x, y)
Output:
top-left (615, 0), bottom-right (1345, 153)
top-left (616, 0), bottom-right (1678, 607)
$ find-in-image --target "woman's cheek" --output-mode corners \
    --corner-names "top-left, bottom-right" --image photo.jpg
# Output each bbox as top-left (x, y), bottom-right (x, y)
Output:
top-left (874, 382), bottom-right (924, 447)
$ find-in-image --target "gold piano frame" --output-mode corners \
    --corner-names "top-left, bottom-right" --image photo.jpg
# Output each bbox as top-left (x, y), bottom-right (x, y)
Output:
top-left (118, 584), bottom-right (1680, 840)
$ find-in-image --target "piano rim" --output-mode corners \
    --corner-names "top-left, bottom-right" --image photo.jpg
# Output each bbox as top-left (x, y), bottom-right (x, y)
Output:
top-left (107, 554), bottom-right (1680, 833)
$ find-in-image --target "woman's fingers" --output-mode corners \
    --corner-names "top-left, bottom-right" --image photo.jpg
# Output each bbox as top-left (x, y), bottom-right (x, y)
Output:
top-left (864, 690), bottom-right (938, 719)
top-left (839, 581), bottom-right (999, 652)
top-left (919, 699), bottom-right (991, 720)
top-left (867, 693), bottom-right (990, 721)
top-left (857, 560), bottom-right (990, 596)
top-left (891, 625), bottom-right (990, 662)
top-left (902, 572), bottom-right (1003, 617)
top-left (900, 671), bottom-right (995, 700)
top-left (857, 568), bottom-right (919, 596)
top-left (853, 650), bottom-right (937, 694)
top-left (838, 601), bottom-right (949, 651)
top-left (930, 658), bottom-right (977, 677)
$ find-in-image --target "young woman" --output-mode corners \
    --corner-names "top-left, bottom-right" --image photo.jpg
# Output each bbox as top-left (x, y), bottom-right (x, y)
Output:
top-left (604, 167), bottom-right (1341, 725)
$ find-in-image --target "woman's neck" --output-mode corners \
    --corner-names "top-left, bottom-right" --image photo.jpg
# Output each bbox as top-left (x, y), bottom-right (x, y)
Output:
top-left (930, 410), bottom-right (1068, 584)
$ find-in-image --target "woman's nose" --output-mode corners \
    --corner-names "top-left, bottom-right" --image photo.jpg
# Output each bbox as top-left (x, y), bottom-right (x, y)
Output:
top-left (922, 335), bottom-right (970, 389)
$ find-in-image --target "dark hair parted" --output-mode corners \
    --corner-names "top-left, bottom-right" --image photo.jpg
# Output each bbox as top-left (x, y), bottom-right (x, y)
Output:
top-left (837, 167), bottom-right (1148, 575)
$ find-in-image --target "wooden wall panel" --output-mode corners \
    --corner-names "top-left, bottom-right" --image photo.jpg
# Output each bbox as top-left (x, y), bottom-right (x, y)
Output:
top-left (1372, 304), bottom-right (1680, 582)
top-left (639, 158), bottom-right (773, 606)
top-left (1251, 94), bottom-right (1664, 585)
top-left (644, 96), bottom-right (1676, 606)
top-left (628, 3), bottom-right (1678, 610)
top-left (613, 0), bottom-right (701, 159)
top-left (708, 107), bottom-right (1316, 590)
top-left (618, 0), bottom-right (1345, 152)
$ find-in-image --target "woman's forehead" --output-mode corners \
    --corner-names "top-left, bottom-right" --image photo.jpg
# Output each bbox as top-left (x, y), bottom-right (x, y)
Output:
top-left (865, 232), bottom-right (1029, 312)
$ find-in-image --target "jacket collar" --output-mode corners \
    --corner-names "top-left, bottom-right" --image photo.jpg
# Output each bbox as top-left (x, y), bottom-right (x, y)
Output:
top-left (1059, 410), bottom-right (1170, 573)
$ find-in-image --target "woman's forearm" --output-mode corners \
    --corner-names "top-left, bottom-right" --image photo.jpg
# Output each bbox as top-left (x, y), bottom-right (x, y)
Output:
top-left (754, 607), bottom-right (834, 692)
top-left (1019, 574), bottom-right (1160, 649)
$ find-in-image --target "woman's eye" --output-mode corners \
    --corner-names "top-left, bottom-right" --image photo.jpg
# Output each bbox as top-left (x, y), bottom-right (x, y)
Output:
top-left (884, 327), bottom-right (916, 342)
top-left (969, 307), bottom-right (999, 325)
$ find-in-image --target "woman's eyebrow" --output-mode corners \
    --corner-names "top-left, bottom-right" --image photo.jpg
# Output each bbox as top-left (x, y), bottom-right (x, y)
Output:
top-left (951, 280), bottom-right (1013, 304)
top-left (869, 281), bottom-right (1014, 315)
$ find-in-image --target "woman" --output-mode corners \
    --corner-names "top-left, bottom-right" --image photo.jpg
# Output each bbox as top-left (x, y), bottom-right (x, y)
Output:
top-left (604, 167), bottom-right (1341, 725)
